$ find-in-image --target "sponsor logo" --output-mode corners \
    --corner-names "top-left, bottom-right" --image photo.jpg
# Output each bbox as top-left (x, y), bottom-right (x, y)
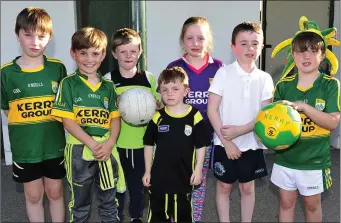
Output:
top-left (158, 125), bottom-right (169, 132)
top-left (28, 82), bottom-right (43, 88)
top-left (214, 162), bottom-right (226, 176)
top-left (74, 107), bottom-right (110, 128)
top-left (184, 124), bottom-right (192, 136)
top-left (88, 93), bottom-right (101, 99)
top-left (307, 186), bottom-right (319, 190)
top-left (74, 97), bottom-right (82, 103)
top-left (13, 88), bottom-right (21, 94)
top-left (255, 168), bottom-right (265, 174)
top-left (185, 91), bottom-right (209, 105)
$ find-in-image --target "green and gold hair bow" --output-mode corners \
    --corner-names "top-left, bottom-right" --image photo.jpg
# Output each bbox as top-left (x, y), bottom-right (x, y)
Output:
top-left (272, 16), bottom-right (340, 80)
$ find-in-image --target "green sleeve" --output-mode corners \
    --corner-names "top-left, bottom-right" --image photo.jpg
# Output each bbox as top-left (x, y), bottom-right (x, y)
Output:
top-left (147, 72), bottom-right (161, 101)
top-left (273, 82), bottom-right (283, 102)
top-left (1, 69), bottom-right (9, 110)
top-left (108, 84), bottom-right (120, 119)
top-left (325, 79), bottom-right (340, 113)
top-left (51, 77), bottom-right (74, 120)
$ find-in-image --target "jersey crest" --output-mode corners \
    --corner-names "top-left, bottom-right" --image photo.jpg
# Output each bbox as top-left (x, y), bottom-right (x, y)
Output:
top-left (315, 98), bottom-right (325, 111)
top-left (104, 97), bottom-right (109, 109)
top-left (184, 124), bottom-right (192, 136)
top-left (51, 81), bottom-right (59, 93)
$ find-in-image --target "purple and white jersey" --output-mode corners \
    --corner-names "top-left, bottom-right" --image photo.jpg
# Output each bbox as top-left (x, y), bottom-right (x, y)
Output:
top-left (166, 55), bottom-right (224, 119)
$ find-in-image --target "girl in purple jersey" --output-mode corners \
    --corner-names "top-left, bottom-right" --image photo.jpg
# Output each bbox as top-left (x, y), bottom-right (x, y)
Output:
top-left (166, 16), bottom-right (224, 222)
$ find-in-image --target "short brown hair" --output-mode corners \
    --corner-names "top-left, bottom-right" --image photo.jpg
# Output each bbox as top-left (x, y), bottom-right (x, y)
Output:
top-left (15, 7), bottom-right (53, 36)
top-left (291, 32), bottom-right (325, 54)
top-left (71, 27), bottom-right (107, 52)
top-left (179, 16), bottom-right (213, 53)
top-left (231, 22), bottom-right (263, 45)
top-left (111, 28), bottom-right (141, 52)
top-left (158, 67), bottom-right (189, 88)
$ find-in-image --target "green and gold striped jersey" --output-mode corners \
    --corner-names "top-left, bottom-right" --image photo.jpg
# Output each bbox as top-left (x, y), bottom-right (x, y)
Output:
top-left (273, 73), bottom-right (340, 170)
top-left (1, 55), bottom-right (67, 163)
top-left (52, 70), bottom-right (120, 140)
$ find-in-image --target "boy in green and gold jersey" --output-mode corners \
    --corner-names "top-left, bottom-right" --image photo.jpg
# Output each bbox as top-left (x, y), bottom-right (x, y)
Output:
top-left (1, 7), bottom-right (67, 222)
top-left (52, 27), bottom-right (124, 222)
top-left (271, 29), bottom-right (340, 221)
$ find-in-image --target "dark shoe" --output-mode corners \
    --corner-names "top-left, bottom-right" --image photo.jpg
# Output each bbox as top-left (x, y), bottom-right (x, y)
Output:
top-left (131, 218), bottom-right (143, 222)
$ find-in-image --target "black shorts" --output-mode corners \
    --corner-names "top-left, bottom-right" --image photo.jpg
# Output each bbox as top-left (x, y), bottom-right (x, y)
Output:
top-left (12, 156), bottom-right (66, 183)
top-left (213, 145), bottom-right (267, 184)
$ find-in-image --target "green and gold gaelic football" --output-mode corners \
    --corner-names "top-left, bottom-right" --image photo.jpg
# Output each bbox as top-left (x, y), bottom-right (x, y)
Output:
top-left (254, 102), bottom-right (302, 150)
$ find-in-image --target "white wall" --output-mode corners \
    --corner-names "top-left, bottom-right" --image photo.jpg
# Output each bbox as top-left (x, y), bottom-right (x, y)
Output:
top-left (1, 1), bottom-right (77, 164)
top-left (146, 1), bottom-right (261, 77)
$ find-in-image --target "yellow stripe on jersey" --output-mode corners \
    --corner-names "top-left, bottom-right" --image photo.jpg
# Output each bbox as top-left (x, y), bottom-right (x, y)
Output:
top-left (152, 111), bottom-right (161, 124)
top-left (323, 76), bottom-right (340, 110)
top-left (193, 111), bottom-right (203, 125)
top-left (51, 109), bottom-right (75, 121)
top-left (165, 105), bottom-right (192, 118)
top-left (46, 57), bottom-right (64, 64)
top-left (8, 95), bottom-right (55, 124)
top-left (73, 106), bottom-right (111, 129)
top-left (21, 65), bottom-right (44, 73)
top-left (1, 61), bottom-right (13, 69)
top-left (110, 110), bottom-right (120, 119)
top-left (79, 76), bottom-right (102, 92)
top-left (56, 73), bottom-right (76, 102)
top-left (300, 114), bottom-right (330, 138)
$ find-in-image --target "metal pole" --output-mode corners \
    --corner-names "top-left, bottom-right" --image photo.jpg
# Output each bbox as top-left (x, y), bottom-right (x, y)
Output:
top-left (131, 0), bottom-right (147, 71)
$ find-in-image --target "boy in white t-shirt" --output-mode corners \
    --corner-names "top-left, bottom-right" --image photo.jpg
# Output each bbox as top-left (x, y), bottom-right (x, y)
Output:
top-left (207, 22), bottom-right (274, 222)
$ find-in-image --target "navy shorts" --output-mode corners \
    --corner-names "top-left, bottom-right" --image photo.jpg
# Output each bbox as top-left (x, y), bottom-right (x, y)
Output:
top-left (213, 145), bottom-right (268, 184)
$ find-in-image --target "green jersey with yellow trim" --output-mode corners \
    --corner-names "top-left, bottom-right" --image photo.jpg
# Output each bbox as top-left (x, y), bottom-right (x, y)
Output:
top-left (52, 70), bottom-right (120, 139)
top-left (0, 55), bottom-right (67, 163)
top-left (273, 73), bottom-right (340, 170)
top-left (105, 70), bottom-right (160, 149)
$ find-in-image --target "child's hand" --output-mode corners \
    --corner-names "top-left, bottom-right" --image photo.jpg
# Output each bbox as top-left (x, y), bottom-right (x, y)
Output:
top-left (94, 141), bottom-right (113, 161)
top-left (221, 125), bottom-right (240, 140)
top-left (223, 141), bottom-right (241, 160)
top-left (142, 172), bottom-right (151, 187)
top-left (281, 100), bottom-right (306, 112)
top-left (190, 169), bottom-right (202, 185)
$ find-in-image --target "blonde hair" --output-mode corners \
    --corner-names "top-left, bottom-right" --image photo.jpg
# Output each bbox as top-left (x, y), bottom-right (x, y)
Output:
top-left (15, 7), bottom-right (53, 36)
top-left (179, 16), bottom-right (213, 53)
top-left (71, 27), bottom-right (108, 52)
top-left (111, 28), bottom-right (142, 52)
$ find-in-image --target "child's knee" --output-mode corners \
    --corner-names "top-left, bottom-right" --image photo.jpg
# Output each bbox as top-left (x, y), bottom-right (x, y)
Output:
top-left (304, 196), bottom-right (321, 212)
top-left (217, 181), bottom-right (232, 194)
top-left (239, 182), bottom-right (254, 195)
top-left (25, 190), bottom-right (44, 204)
top-left (280, 198), bottom-right (295, 210)
top-left (45, 186), bottom-right (63, 200)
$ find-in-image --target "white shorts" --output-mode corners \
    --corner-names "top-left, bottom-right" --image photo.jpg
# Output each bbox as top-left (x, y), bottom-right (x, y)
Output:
top-left (271, 163), bottom-right (332, 196)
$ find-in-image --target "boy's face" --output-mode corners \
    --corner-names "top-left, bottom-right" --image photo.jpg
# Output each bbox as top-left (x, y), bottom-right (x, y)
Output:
top-left (159, 79), bottom-right (189, 107)
top-left (182, 24), bottom-right (209, 58)
top-left (16, 29), bottom-right (51, 58)
top-left (112, 42), bottom-right (141, 72)
top-left (292, 47), bottom-right (325, 75)
top-left (231, 31), bottom-right (263, 64)
top-left (70, 47), bottom-right (106, 76)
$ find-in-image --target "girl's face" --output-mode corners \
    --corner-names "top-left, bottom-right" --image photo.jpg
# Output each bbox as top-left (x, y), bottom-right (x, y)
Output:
top-left (182, 23), bottom-right (210, 58)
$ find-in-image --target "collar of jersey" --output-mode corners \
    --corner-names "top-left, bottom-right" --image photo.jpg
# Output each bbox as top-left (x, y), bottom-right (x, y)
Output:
top-left (234, 60), bottom-right (258, 76)
top-left (295, 72), bottom-right (324, 92)
top-left (181, 53), bottom-right (213, 75)
top-left (13, 55), bottom-right (47, 72)
top-left (76, 69), bottom-right (103, 92)
top-left (164, 105), bottom-right (192, 118)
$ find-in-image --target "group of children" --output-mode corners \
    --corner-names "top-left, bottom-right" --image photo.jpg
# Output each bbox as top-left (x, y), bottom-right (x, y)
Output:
top-left (1, 6), bottom-right (340, 223)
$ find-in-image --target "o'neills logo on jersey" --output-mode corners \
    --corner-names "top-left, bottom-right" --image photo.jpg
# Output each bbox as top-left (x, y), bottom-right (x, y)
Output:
top-left (74, 107), bottom-right (110, 129)
top-left (8, 96), bottom-right (55, 124)
top-left (185, 91), bottom-right (209, 105)
top-left (300, 114), bottom-right (329, 138)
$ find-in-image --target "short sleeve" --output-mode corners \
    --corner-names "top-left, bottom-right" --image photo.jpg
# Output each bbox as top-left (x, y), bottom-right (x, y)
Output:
top-left (143, 112), bottom-right (159, 146)
top-left (208, 67), bottom-right (226, 96)
top-left (1, 69), bottom-right (9, 110)
top-left (60, 64), bottom-right (67, 79)
top-left (325, 79), bottom-right (340, 113)
top-left (273, 82), bottom-right (283, 102)
top-left (261, 73), bottom-right (274, 101)
top-left (108, 83), bottom-right (120, 119)
top-left (51, 78), bottom-right (74, 120)
top-left (146, 72), bottom-right (161, 101)
top-left (193, 111), bottom-right (211, 148)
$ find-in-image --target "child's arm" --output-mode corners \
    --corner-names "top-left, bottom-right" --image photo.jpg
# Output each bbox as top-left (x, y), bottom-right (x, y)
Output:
top-left (190, 146), bottom-right (205, 185)
top-left (221, 98), bottom-right (273, 140)
top-left (283, 101), bottom-right (340, 131)
top-left (142, 145), bottom-right (153, 187)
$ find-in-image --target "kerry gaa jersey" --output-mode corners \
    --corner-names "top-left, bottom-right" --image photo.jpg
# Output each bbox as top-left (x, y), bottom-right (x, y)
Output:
top-left (166, 55), bottom-right (224, 120)
top-left (52, 70), bottom-right (120, 139)
top-left (104, 70), bottom-right (160, 149)
top-left (1, 55), bottom-right (67, 163)
top-left (273, 73), bottom-right (340, 170)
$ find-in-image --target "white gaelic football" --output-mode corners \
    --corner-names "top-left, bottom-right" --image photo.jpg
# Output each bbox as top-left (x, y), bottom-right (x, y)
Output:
top-left (118, 88), bottom-right (156, 126)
